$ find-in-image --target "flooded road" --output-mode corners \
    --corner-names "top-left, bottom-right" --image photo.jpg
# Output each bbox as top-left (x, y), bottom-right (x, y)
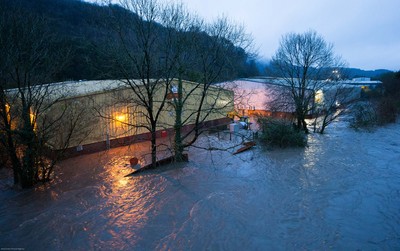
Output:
top-left (1, 122), bottom-right (400, 250)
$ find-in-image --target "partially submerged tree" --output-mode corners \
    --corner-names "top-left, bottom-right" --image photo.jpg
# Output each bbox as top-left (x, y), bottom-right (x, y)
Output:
top-left (258, 117), bottom-right (307, 148)
top-left (0, 6), bottom-right (76, 188)
top-left (377, 71), bottom-right (400, 124)
top-left (311, 80), bottom-right (358, 133)
top-left (105, 0), bottom-right (183, 167)
top-left (271, 30), bottom-right (346, 133)
top-left (164, 6), bottom-right (254, 161)
top-left (105, 0), bottom-right (255, 164)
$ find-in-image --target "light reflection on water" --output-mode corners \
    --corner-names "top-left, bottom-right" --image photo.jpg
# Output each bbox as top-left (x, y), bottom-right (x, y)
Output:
top-left (1, 122), bottom-right (400, 250)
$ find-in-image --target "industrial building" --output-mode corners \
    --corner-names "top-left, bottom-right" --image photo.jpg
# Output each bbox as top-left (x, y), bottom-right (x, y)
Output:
top-left (5, 79), bottom-right (233, 156)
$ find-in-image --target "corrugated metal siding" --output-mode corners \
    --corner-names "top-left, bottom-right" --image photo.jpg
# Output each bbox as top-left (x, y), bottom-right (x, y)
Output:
top-left (44, 80), bottom-right (233, 150)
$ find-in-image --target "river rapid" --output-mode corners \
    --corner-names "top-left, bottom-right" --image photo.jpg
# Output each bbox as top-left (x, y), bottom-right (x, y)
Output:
top-left (1, 121), bottom-right (400, 250)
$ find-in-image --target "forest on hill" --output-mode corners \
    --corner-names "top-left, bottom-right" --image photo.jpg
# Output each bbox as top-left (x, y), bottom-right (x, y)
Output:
top-left (1, 0), bottom-right (259, 85)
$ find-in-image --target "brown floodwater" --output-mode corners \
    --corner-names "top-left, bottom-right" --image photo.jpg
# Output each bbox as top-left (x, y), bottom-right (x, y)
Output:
top-left (1, 121), bottom-right (400, 250)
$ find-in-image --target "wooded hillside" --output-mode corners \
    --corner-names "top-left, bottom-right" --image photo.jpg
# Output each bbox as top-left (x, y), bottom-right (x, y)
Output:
top-left (1, 0), bottom-right (258, 85)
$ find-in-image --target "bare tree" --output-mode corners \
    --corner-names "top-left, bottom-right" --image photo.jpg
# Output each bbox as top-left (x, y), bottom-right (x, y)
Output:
top-left (271, 30), bottom-right (346, 133)
top-left (104, 0), bottom-right (255, 164)
top-left (162, 6), bottom-right (254, 161)
top-left (105, 0), bottom-right (184, 167)
top-left (311, 79), bottom-right (359, 133)
top-left (157, 3), bottom-right (200, 162)
top-left (0, 6), bottom-right (75, 188)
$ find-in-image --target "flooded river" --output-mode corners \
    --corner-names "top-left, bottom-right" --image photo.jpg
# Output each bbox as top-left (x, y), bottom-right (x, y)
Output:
top-left (1, 121), bottom-right (400, 250)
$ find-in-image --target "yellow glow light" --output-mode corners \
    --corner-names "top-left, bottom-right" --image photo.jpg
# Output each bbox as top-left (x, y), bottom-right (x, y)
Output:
top-left (116, 114), bottom-right (126, 122)
top-left (5, 104), bottom-right (10, 122)
top-left (30, 111), bottom-right (37, 131)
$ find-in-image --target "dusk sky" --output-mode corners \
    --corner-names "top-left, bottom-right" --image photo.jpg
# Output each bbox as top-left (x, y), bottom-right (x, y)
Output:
top-left (174, 0), bottom-right (400, 71)
top-left (89, 0), bottom-right (400, 71)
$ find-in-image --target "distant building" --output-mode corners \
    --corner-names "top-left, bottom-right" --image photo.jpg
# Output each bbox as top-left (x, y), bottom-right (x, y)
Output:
top-left (221, 78), bottom-right (309, 119)
top-left (344, 77), bottom-right (381, 87)
top-left (221, 76), bottom-right (381, 121)
top-left (341, 77), bottom-right (382, 93)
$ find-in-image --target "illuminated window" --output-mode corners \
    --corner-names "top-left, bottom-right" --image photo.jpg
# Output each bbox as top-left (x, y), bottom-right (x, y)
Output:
top-left (30, 112), bottom-right (35, 124)
top-left (315, 90), bottom-right (324, 104)
top-left (29, 108), bottom-right (37, 131)
top-left (115, 113), bottom-right (126, 124)
top-left (5, 103), bottom-right (11, 123)
top-left (109, 106), bottom-right (129, 137)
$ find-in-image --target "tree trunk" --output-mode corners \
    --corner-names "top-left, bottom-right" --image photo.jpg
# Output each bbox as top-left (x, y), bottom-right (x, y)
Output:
top-left (6, 136), bottom-right (21, 186)
top-left (174, 124), bottom-right (185, 162)
top-left (2, 117), bottom-right (21, 185)
top-left (319, 115), bottom-right (329, 134)
top-left (21, 146), bottom-right (35, 188)
top-left (173, 78), bottom-right (186, 162)
top-left (296, 117), bottom-right (302, 131)
top-left (173, 88), bottom-right (183, 157)
top-left (150, 129), bottom-right (157, 168)
top-left (302, 118), bottom-right (309, 134)
top-left (19, 108), bottom-right (37, 188)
